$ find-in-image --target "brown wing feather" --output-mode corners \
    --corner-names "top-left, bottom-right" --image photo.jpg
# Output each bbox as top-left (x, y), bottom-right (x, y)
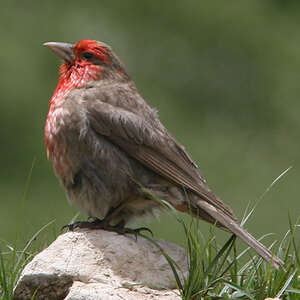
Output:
top-left (87, 100), bottom-right (236, 220)
top-left (85, 97), bottom-right (284, 269)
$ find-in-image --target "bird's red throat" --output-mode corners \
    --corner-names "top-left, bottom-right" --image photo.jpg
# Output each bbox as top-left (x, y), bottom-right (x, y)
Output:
top-left (50, 62), bottom-right (102, 108)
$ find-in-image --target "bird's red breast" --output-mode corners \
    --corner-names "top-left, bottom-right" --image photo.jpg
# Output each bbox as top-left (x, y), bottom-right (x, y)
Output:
top-left (45, 40), bottom-right (104, 177)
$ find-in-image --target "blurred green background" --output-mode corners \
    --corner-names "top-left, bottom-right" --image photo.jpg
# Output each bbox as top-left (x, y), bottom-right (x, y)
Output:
top-left (1, 0), bottom-right (299, 249)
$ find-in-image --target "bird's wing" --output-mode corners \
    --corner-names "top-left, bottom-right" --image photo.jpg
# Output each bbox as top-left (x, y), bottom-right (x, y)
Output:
top-left (86, 100), bottom-right (235, 220)
top-left (86, 98), bottom-right (284, 269)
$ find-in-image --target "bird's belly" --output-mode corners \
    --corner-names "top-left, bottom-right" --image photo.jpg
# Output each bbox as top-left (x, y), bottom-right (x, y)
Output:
top-left (53, 130), bottom-right (137, 218)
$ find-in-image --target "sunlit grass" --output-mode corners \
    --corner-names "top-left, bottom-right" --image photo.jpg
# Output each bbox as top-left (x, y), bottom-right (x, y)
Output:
top-left (142, 205), bottom-right (299, 299)
top-left (0, 220), bottom-right (55, 300)
top-left (139, 169), bottom-right (300, 300)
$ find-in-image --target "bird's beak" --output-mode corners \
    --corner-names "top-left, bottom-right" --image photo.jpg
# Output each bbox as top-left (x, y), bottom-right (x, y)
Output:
top-left (43, 42), bottom-right (75, 62)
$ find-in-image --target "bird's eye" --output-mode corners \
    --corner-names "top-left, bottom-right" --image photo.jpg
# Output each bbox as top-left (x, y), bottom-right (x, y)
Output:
top-left (82, 52), bottom-right (94, 60)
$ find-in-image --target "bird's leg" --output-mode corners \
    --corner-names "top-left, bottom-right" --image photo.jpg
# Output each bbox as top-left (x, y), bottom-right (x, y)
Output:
top-left (61, 204), bottom-right (124, 231)
top-left (62, 203), bottom-right (153, 237)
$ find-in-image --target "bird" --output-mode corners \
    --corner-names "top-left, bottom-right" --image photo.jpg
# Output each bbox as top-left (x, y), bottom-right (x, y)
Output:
top-left (43, 39), bottom-right (283, 269)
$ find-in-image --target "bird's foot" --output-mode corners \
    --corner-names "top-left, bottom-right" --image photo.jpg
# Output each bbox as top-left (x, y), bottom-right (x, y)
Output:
top-left (114, 225), bottom-right (153, 239)
top-left (61, 218), bottom-right (108, 231)
top-left (62, 218), bottom-right (153, 239)
top-left (110, 222), bottom-right (153, 241)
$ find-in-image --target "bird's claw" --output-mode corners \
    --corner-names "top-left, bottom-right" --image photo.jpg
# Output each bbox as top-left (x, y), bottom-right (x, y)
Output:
top-left (61, 219), bottom-right (153, 240)
top-left (117, 226), bottom-right (154, 241)
top-left (61, 219), bottom-right (108, 231)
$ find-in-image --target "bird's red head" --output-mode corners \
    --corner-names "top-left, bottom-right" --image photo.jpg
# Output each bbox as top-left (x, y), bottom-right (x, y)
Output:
top-left (45, 39), bottom-right (111, 67)
top-left (73, 40), bottom-right (110, 65)
top-left (44, 40), bottom-right (115, 104)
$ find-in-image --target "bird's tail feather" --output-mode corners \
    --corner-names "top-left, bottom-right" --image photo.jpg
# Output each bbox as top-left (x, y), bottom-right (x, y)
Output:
top-left (195, 199), bottom-right (284, 269)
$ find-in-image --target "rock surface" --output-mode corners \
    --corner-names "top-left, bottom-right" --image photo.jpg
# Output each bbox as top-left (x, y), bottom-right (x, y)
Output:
top-left (14, 229), bottom-right (187, 299)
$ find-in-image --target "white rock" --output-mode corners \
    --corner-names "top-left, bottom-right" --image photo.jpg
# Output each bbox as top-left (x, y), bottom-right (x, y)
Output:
top-left (65, 281), bottom-right (180, 300)
top-left (14, 229), bottom-right (187, 299)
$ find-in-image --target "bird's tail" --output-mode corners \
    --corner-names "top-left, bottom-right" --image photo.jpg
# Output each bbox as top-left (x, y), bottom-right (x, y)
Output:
top-left (195, 199), bottom-right (284, 269)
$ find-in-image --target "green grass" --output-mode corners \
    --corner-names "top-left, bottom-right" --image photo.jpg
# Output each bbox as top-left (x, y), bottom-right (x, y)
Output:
top-left (0, 220), bottom-right (55, 300)
top-left (142, 212), bottom-right (299, 300)
top-left (139, 181), bottom-right (300, 300)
